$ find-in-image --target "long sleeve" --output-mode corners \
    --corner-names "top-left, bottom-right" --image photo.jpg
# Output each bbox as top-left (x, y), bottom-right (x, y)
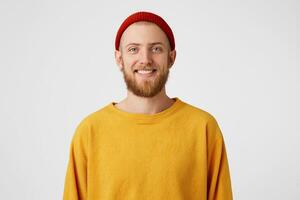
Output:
top-left (207, 117), bottom-right (233, 200)
top-left (63, 119), bottom-right (89, 200)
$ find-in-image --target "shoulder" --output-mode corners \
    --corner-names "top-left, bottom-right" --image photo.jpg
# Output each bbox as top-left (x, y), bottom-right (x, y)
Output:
top-left (180, 99), bottom-right (223, 137)
top-left (78, 103), bottom-right (112, 125)
top-left (180, 99), bottom-right (219, 125)
top-left (72, 103), bottom-right (112, 137)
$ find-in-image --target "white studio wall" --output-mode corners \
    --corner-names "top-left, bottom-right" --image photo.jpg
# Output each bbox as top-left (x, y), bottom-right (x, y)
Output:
top-left (0, 0), bottom-right (299, 199)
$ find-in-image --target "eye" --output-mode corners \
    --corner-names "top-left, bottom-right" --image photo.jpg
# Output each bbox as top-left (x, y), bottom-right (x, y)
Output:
top-left (152, 46), bottom-right (162, 53)
top-left (128, 47), bottom-right (137, 53)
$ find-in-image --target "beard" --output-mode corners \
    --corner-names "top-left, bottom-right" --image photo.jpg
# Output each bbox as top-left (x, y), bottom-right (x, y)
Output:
top-left (121, 64), bottom-right (170, 98)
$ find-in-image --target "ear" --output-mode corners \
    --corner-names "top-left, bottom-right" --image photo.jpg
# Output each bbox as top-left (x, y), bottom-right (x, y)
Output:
top-left (168, 49), bottom-right (176, 69)
top-left (115, 50), bottom-right (124, 71)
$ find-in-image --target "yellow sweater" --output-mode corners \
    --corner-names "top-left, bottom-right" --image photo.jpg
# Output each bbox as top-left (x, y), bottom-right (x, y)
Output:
top-left (63, 97), bottom-right (233, 200)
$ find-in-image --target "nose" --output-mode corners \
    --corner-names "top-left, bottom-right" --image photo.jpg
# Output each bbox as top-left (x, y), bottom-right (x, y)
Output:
top-left (138, 48), bottom-right (152, 66)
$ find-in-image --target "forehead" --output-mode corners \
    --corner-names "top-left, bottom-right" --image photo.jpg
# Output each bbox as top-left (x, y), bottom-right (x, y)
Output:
top-left (120, 21), bottom-right (169, 46)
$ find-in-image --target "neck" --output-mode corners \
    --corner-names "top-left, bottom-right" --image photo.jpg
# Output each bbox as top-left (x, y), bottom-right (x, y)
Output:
top-left (115, 88), bottom-right (175, 114)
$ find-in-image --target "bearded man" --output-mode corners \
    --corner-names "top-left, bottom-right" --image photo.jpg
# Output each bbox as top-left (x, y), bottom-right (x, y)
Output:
top-left (63, 11), bottom-right (233, 200)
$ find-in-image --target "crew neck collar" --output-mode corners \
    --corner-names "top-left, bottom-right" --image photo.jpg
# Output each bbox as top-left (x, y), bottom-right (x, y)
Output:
top-left (107, 97), bottom-right (184, 124)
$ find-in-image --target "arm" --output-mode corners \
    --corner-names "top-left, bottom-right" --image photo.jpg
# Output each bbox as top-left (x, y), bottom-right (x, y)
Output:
top-left (63, 119), bottom-right (89, 200)
top-left (207, 117), bottom-right (233, 200)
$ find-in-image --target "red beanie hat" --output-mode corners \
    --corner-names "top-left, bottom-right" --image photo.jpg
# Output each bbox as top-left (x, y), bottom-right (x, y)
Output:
top-left (115, 11), bottom-right (175, 51)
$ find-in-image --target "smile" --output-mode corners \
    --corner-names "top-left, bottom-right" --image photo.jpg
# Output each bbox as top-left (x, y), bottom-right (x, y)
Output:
top-left (134, 69), bottom-right (157, 78)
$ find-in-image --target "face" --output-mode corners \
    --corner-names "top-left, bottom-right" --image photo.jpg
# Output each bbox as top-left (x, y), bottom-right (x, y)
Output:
top-left (115, 21), bottom-right (176, 98)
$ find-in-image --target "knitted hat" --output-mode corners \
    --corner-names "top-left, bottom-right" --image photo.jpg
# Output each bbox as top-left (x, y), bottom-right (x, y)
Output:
top-left (115, 11), bottom-right (175, 51)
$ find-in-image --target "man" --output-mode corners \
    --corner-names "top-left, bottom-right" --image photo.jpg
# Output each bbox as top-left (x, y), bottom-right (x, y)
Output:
top-left (63, 11), bottom-right (233, 200)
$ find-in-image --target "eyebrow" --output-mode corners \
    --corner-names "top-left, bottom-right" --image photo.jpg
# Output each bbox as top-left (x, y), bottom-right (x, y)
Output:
top-left (125, 42), bottom-right (165, 48)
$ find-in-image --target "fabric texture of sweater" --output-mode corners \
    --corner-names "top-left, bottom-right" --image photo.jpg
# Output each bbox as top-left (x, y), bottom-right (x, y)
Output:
top-left (63, 97), bottom-right (233, 200)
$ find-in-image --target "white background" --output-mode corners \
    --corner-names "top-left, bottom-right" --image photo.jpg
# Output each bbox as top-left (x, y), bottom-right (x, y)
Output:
top-left (0, 0), bottom-right (299, 199)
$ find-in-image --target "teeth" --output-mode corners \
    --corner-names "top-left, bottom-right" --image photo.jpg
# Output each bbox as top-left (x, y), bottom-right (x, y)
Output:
top-left (137, 70), bottom-right (155, 74)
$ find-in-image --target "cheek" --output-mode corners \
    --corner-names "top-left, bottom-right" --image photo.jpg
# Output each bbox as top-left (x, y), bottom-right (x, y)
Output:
top-left (123, 62), bottom-right (136, 74)
top-left (123, 58), bottom-right (138, 68)
top-left (155, 54), bottom-right (169, 64)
